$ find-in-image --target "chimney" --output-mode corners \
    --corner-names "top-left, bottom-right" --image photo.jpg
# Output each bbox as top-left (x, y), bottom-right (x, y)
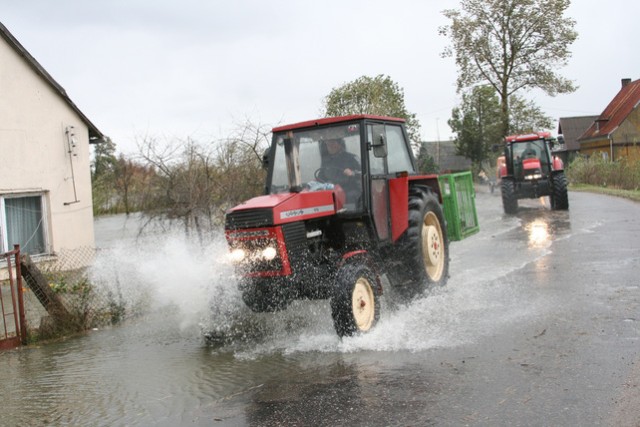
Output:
top-left (622, 78), bottom-right (632, 88)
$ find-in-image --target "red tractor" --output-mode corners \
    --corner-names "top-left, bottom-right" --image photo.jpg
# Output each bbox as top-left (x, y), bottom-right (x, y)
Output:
top-left (225, 115), bottom-right (458, 337)
top-left (497, 132), bottom-right (569, 214)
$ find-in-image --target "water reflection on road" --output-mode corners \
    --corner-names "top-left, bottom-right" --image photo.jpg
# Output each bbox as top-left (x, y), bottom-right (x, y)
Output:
top-left (0, 189), bottom-right (611, 426)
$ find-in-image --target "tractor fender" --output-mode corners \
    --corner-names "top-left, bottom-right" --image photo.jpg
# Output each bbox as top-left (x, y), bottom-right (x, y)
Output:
top-left (385, 174), bottom-right (441, 242)
top-left (497, 156), bottom-right (507, 179)
top-left (408, 175), bottom-right (442, 202)
top-left (552, 156), bottom-right (564, 171)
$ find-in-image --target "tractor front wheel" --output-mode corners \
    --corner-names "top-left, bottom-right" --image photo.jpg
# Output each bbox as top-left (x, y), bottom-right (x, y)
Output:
top-left (501, 178), bottom-right (518, 214)
top-left (551, 172), bottom-right (569, 210)
top-left (240, 280), bottom-right (290, 313)
top-left (330, 263), bottom-right (380, 337)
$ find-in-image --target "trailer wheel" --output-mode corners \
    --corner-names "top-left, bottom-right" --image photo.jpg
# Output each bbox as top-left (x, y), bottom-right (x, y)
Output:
top-left (551, 172), bottom-right (569, 210)
top-left (501, 178), bottom-right (518, 214)
top-left (330, 263), bottom-right (380, 337)
top-left (393, 186), bottom-right (449, 299)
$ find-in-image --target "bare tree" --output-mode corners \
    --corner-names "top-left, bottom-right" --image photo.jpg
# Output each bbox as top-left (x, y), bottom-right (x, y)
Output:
top-left (134, 119), bottom-right (270, 240)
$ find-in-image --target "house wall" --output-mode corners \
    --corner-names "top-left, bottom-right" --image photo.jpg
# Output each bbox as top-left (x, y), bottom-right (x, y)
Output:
top-left (580, 138), bottom-right (612, 159)
top-left (612, 108), bottom-right (640, 162)
top-left (580, 110), bottom-right (640, 162)
top-left (0, 38), bottom-right (95, 253)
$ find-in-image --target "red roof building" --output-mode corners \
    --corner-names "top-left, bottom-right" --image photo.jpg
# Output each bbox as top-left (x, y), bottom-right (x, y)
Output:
top-left (578, 78), bottom-right (640, 161)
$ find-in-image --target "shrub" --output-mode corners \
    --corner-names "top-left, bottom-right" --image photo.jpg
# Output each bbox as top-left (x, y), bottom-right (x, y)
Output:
top-left (567, 156), bottom-right (640, 190)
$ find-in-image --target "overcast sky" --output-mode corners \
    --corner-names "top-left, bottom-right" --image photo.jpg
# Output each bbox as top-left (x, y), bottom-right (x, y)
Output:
top-left (3, 1), bottom-right (639, 154)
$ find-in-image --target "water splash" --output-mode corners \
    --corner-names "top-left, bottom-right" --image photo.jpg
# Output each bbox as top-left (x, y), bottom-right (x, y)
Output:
top-left (91, 220), bottom-right (243, 332)
top-left (91, 214), bottom-right (545, 357)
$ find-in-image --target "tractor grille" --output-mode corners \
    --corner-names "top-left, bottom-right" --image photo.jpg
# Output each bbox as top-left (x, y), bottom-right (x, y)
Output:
top-left (225, 208), bottom-right (273, 229)
top-left (282, 222), bottom-right (306, 251)
top-left (282, 221), bottom-right (312, 270)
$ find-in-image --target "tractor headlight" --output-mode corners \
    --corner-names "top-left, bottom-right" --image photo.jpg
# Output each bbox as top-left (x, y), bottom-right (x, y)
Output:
top-left (525, 173), bottom-right (542, 180)
top-left (261, 246), bottom-right (277, 261)
top-left (228, 248), bottom-right (246, 263)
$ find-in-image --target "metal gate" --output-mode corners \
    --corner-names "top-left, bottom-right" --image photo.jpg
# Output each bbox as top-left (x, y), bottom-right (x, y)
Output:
top-left (1, 245), bottom-right (26, 351)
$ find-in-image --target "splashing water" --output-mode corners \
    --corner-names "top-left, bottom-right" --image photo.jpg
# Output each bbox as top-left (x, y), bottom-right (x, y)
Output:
top-left (90, 212), bottom-right (546, 357)
top-left (90, 216), bottom-right (243, 333)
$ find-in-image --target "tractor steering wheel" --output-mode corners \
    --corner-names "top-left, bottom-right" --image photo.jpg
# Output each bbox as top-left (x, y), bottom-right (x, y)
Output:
top-left (314, 166), bottom-right (345, 183)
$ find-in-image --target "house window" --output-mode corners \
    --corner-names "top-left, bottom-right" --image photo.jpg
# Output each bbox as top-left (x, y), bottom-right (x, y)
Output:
top-left (0, 194), bottom-right (48, 255)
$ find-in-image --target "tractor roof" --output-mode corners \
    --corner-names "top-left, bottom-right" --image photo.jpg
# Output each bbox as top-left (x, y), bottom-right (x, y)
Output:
top-left (505, 131), bottom-right (552, 143)
top-left (272, 115), bottom-right (405, 133)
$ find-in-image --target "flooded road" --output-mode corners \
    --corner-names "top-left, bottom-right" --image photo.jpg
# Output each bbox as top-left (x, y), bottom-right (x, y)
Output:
top-left (1, 188), bottom-right (639, 426)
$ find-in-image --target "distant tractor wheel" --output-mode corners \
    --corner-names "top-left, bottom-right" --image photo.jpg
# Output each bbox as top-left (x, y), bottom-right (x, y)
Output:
top-left (501, 178), bottom-right (518, 214)
top-left (393, 186), bottom-right (449, 299)
top-left (551, 172), bottom-right (569, 210)
top-left (330, 263), bottom-right (380, 337)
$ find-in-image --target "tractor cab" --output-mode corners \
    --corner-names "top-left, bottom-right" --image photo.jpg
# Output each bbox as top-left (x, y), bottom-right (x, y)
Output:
top-left (259, 115), bottom-right (426, 245)
top-left (265, 116), bottom-right (417, 215)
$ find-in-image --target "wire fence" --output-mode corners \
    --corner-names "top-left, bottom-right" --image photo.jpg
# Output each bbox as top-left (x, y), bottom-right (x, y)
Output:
top-left (21, 247), bottom-right (130, 340)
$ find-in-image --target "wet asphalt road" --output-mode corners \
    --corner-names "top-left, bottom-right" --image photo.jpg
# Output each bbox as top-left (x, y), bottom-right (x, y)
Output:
top-left (220, 188), bottom-right (640, 427)
top-left (1, 188), bottom-right (639, 426)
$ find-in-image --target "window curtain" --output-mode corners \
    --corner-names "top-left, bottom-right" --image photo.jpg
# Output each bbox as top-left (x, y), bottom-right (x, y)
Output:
top-left (4, 196), bottom-right (45, 255)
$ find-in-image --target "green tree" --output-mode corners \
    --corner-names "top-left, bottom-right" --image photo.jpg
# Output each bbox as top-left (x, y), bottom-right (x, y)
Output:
top-left (91, 137), bottom-right (118, 214)
top-left (322, 75), bottom-right (422, 149)
top-left (509, 95), bottom-right (554, 134)
top-left (440, 0), bottom-right (577, 136)
top-left (92, 137), bottom-right (117, 180)
top-left (448, 85), bottom-right (502, 173)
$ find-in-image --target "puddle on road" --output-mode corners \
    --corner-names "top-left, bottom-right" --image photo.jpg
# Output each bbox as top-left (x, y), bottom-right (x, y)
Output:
top-left (85, 193), bottom-right (608, 360)
top-left (4, 194), bottom-right (609, 426)
top-left (86, 220), bottom-right (548, 359)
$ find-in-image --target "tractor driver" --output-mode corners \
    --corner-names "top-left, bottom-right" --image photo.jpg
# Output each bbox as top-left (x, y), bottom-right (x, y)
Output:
top-left (318, 138), bottom-right (361, 205)
top-left (522, 143), bottom-right (537, 159)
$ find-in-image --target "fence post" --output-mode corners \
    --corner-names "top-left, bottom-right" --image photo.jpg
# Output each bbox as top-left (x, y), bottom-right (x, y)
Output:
top-left (14, 245), bottom-right (27, 345)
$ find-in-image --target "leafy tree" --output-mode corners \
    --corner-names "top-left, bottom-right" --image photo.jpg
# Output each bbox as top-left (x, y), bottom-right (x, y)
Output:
top-left (448, 84), bottom-right (554, 173)
top-left (92, 137), bottom-right (117, 180)
top-left (440, 0), bottom-right (577, 136)
top-left (509, 96), bottom-right (554, 134)
top-left (322, 75), bottom-right (422, 149)
top-left (91, 137), bottom-right (118, 214)
top-left (448, 85), bottom-right (502, 173)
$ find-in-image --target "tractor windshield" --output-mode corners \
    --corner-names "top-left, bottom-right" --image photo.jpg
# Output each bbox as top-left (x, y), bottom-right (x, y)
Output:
top-left (268, 123), bottom-right (363, 209)
top-left (511, 139), bottom-right (551, 175)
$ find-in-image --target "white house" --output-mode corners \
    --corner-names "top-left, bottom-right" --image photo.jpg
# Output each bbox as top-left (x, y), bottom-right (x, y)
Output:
top-left (0, 22), bottom-right (104, 258)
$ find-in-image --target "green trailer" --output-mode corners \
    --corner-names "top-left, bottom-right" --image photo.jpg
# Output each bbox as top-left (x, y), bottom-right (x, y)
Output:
top-left (439, 171), bottom-right (480, 241)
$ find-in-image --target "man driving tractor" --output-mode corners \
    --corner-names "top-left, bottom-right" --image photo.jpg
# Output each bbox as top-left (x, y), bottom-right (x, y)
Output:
top-left (317, 137), bottom-right (361, 205)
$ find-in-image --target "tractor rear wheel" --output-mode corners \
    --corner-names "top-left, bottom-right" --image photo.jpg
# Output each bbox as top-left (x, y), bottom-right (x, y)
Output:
top-left (551, 172), bottom-right (569, 210)
top-left (330, 263), bottom-right (380, 337)
top-left (393, 186), bottom-right (449, 299)
top-left (501, 178), bottom-right (518, 214)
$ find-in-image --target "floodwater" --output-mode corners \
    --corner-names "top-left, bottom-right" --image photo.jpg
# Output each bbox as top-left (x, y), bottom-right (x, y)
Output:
top-left (0, 187), bottom-right (614, 426)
